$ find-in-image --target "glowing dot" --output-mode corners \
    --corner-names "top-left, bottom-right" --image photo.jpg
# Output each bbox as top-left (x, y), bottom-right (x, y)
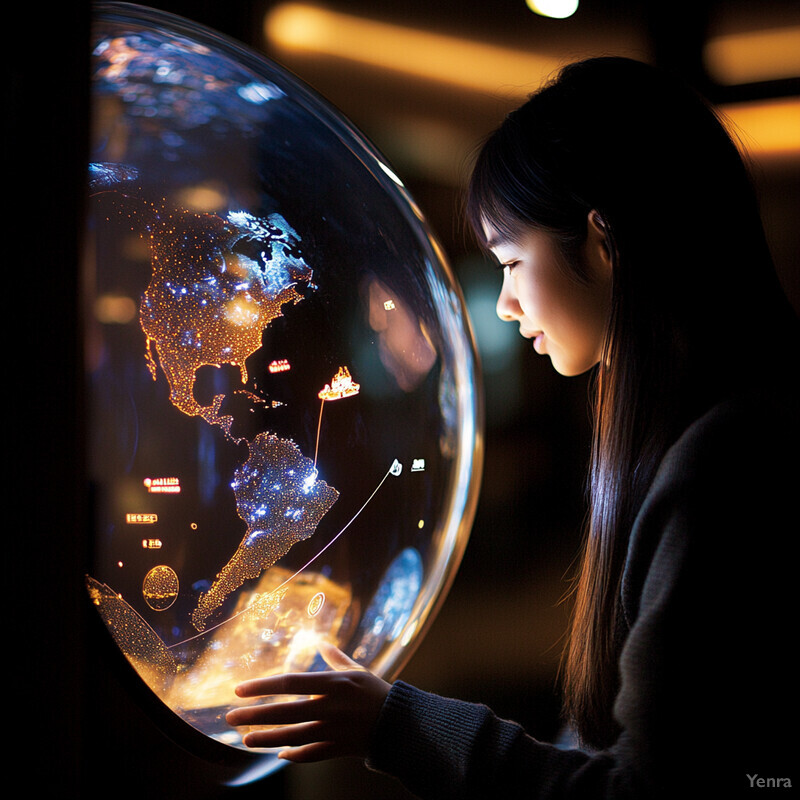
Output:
top-left (418, 519), bottom-right (424, 529)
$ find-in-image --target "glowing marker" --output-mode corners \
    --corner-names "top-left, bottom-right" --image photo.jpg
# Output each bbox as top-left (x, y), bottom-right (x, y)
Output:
top-left (315, 366), bottom-right (360, 466)
top-left (126, 513), bottom-right (158, 524)
top-left (269, 358), bottom-right (291, 373)
top-left (307, 592), bottom-right (325, 617)
top-left (390, 459), bottom-right (403, 476)
top-left (144, 476), bottom-right (181, 493)
top-left (142, 538), bottom-right (163, 549)
top-left (317, 366), bottom-right (360, 401)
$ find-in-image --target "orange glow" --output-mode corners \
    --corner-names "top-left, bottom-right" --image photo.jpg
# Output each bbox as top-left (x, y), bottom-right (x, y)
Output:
top-left (144, 476), bottom-right (181, 493)
top-left (318, 366), bottom-right (361, 400)
top-left (705, 26), bottom-right (800, 85)
top-left (265, 3), bottom-right (559, 95)
top-left (268, 358), bottom-right (291, 372)
top-left (126, 513), bottom-right (158, 524)
top-left (721, 98), bottom-right (800, 159)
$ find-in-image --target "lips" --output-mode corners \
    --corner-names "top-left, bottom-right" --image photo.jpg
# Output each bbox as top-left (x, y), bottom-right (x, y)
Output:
top-left (520, 328), bottom-right (545, 352)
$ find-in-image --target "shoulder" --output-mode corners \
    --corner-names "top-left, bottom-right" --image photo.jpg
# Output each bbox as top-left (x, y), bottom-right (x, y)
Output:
top-left (621, 379), bottom-right (799, 624)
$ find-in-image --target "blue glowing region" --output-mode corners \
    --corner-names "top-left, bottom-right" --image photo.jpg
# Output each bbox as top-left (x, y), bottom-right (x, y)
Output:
top-left (191, 433), bottom-right (339, 631)
top-left (351, 547), bottom-right (423, 663)
top-left (92, 32), bottom-right (286, 138)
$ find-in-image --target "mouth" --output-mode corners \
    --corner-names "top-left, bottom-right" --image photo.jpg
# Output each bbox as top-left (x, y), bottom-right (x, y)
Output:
top-left (521, 330), bottom-right (545, 353)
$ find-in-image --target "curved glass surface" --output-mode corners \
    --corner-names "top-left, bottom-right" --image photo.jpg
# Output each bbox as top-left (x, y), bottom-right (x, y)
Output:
top-left (85, 2), bottom-right (482, 774)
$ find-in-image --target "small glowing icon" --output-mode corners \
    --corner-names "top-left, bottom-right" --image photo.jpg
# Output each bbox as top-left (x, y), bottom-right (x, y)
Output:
top-left (142, 538), bottom-right (163, 549)
top-left (142, 565), bottom-right (179, 611)
top-left (126, 513), bottom-right (158, 524)
top-left (390, 459), bottom-right (403, 476)
top-left (144, 477), bottom-right (181, 494)
top-left (268, 358), bottom-right (291, 373)
top-left (307, 592), bottom-right (325, 617)
top-left (383, 299), bottom-right (396, 310)
top-left (315, 366), bottom-right (360, 466)
top-left (411, 458), bottom-right (425, 472)
top-left (318, 366), bottom-right (360, 401)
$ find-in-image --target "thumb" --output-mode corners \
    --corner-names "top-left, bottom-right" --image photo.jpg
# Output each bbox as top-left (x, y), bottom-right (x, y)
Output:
top-left (319, 642), bottom-right (364, 671)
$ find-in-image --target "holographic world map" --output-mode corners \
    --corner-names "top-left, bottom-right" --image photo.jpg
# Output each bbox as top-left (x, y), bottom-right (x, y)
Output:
top-left (85, 3), bottom-right (482, 773)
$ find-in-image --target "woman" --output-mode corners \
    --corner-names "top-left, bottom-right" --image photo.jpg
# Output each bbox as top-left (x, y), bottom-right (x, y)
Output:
top-left (226, 58), bottom-right (798, 797)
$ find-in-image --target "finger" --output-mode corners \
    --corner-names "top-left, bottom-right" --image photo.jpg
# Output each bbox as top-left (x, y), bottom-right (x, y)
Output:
top-left (226, 697), bottom-right (326, 727)
top-left (235, 671), bottom-right (338, 698)
top-left (241, 720), bottom-right (326, 749)
top-left (318, 642), bottom-right (363, 671)
top-left (277, 741), bottom-right (346, 763)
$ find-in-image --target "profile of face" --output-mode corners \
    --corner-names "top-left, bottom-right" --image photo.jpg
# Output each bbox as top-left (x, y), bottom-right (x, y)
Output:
top-left (487, 212), bottom-right (613, 377)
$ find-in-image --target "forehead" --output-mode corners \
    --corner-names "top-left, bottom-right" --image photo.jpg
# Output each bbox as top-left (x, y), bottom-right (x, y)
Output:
top-left (481, 219), bottom-right (512, 250)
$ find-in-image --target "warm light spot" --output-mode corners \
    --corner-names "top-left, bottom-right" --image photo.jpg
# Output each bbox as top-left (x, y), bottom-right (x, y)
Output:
top-left (94, 293), bottom-right (137, 324)
top-left (705, 26), bottom-right (800, 85)
top-left (721, 98), bottom-right (800, 159)
top-left (265, 3), bottom-right (561, 95)
top-left (526, 0), bottom-right (579, 20)
top-left (174, 182), bottom-right (228, 213)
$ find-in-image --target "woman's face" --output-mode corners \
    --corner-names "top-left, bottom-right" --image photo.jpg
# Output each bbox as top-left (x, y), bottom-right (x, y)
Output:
top-left (486, 215), bottom-right (612, 377)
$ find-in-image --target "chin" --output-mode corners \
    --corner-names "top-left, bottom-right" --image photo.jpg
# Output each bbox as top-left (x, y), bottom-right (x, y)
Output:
top-left (550, 356), bottom-right (599, 377)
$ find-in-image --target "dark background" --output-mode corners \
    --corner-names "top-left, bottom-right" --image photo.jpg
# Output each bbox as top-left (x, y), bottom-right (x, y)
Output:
top-left (12, 1), bottom-right (798, 797)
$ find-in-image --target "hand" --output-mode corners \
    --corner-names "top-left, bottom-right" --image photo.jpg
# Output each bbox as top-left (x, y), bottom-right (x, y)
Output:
top-left (226, 642), bottom-right (392, 762)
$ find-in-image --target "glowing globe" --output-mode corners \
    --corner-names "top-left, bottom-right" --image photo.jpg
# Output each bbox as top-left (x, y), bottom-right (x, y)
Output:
top-left (85, 2), bottom-right (482, 777)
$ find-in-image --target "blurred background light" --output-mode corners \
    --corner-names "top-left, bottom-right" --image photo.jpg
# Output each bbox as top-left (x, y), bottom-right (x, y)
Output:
top-left (265, 3), bottom-right (561, 94)
top-left (526, 0), bottom-right (580, 20)
top-left (705, 25), bottom-right (800, 85)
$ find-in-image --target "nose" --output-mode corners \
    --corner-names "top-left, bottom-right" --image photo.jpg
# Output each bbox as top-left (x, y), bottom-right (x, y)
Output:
top-left (496, 270), bottom-right (521, 322)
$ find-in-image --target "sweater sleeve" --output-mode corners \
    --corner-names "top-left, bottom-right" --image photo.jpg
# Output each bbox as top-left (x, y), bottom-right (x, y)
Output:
top-left (366, 390), bottom-right (798, 799)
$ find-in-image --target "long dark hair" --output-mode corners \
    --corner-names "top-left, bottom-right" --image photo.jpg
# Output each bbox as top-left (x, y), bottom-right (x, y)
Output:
top-left (466, 57), bottom-right (797, 748)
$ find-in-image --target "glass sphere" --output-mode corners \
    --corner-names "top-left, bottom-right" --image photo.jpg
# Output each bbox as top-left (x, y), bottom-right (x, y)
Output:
top-left (85, 1), bottom-right (482, 778)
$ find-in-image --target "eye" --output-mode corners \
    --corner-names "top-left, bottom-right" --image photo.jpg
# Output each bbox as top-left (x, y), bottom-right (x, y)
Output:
top-left (502, 260), bottom-right (519, 273)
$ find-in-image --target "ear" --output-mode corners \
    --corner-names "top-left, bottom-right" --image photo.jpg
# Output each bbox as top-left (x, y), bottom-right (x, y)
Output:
top-left (586, 210), bottom-right (613, 279)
